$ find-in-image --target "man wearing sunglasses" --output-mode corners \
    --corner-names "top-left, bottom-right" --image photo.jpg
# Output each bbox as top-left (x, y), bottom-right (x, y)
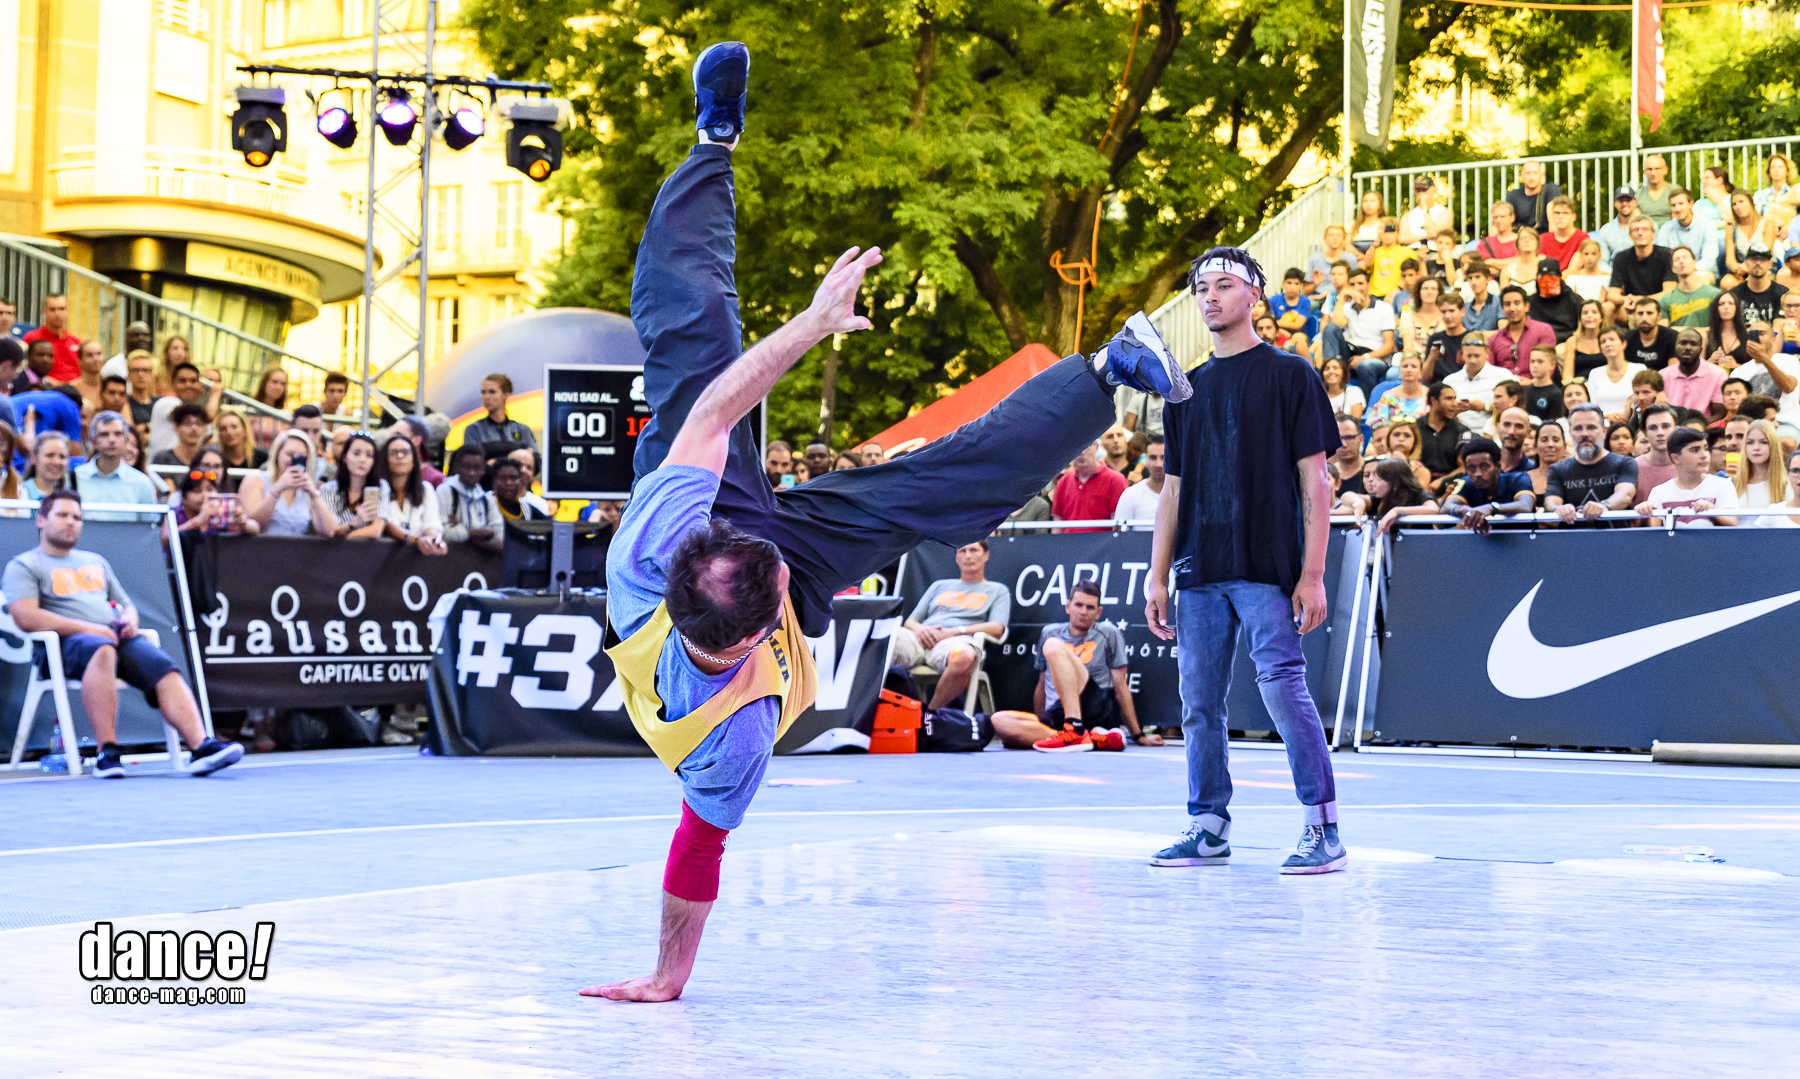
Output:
top-left (72, 411), bottom-right (158, 521)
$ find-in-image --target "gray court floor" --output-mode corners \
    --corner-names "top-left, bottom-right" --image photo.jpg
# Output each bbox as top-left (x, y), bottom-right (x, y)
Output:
top-left (3, 744), bottom-right (1797, 1077)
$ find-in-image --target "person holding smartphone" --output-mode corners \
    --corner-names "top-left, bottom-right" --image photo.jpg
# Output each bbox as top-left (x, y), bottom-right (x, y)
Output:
top-left (318, 431), bottom-right (387, 539)
top-left (169, 465), bottom-right (256, 537)
top-left (239, 430), bottom-right (337, 537)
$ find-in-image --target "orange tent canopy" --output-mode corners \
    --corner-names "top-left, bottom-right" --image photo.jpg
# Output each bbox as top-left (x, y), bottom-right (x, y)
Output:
top-left (857, 343), bottom-right (1065, 456)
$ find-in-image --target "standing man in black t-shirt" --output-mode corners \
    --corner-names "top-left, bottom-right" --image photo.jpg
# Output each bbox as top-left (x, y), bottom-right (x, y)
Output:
top-left (1545, 404), bottom-right (1640, 524)
top-left (1147, 246), bottom-right (1346, 876)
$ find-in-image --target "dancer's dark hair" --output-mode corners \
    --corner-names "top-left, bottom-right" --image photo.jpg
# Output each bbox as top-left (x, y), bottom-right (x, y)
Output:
top-left (666, 518), bottom-right (786, 651)
top-left (1188, 246), bottom-right (1267, 293)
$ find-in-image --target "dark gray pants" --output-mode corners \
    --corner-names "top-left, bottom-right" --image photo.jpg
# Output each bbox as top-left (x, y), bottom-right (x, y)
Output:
top-left (632, 144), bottom-right (1118, 635)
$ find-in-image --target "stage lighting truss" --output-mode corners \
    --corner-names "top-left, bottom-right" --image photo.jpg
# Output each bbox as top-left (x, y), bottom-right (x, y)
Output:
top-left (230, 86), bottom-right (288, 168)
top-left (376, 87), bottom-right (418, 146)
top-left (441, 94), bottom-right (486, 151)
top-left (313, 86), bottom-right (358, 149)
top-left (504, 102), bottom-right (563, 183)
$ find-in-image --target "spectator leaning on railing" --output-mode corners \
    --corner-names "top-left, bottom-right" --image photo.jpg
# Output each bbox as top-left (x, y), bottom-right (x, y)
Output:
top-left (437, 444), bottom-right (502, 549)
top-left (3, 489), bottom-right (242, 778)
top-left (316, 430), bottom-right (386, 540)
top-left (1545, 403), bottom-right (1639, 525)
top-left (241, 429), bottom-right (337, 537)
top-left (376, 433), bottom-right (446, 555)
top-left (1636, 425), bottom-right (1739, 526)
top-left (1442, 437), bottom-right (1536, 534)
top-left (892, 540), bottom-right (1010, 712)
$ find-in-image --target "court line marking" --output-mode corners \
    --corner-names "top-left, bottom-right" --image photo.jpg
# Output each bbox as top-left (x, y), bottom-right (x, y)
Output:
top-left (1119, 752), bottom-right (1800, 784)
top-left (5, 803), bottom-right (1797, 859)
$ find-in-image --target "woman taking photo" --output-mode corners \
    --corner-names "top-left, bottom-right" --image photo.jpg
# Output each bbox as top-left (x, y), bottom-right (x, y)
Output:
top-left (214, 409), bottom-right (266, 493)
top-left (169, 465), bottom-right (256, 536)
top-left (1561, 300), bottom-right (1606, 383)
top-left (247, 367), bottom-right (290, 450)
top-left (1735, 419), bottom-right (1788, 511)
top-left (1526, 422), bottom-right (1568, 498)
top-left (1368, 355), bottom-right (1430, 427)
top-left (1586, 327), bottom-right (1647, 422)
top-left (1384, 419), bottom-right (1435, 489)
top-left (1359, 457), bottom-right (1440, 535)
top-left (240, 429), bottom-right (337, 537)
top-left (377, 434), bottom-right (447, 554)
top-left (21, 432), bottom-right (72, 502)
top-left (1319, 356), bottom-right (1365, 421)
top-left (318, 430), bottom-right (387, 539)
top-left (1706, 291), bottom-right (1751, 369)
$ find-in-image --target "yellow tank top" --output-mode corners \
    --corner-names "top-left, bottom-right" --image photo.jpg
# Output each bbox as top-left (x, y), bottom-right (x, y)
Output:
top-left (604, 593), bottom-right (818, 771)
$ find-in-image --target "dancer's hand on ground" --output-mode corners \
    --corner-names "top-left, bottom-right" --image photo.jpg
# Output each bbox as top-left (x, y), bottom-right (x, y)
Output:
top-left (1146, 583), bottom-right (1174, 640)
top-left (806, 246), bottom-right (883, 336)
top-left (578, 975), bottom-right (685, 1003)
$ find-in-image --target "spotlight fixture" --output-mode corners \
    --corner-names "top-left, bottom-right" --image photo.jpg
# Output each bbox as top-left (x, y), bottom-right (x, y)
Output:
top-left (315, 103), bottom-right (357, 149)
top-left (230, 86), bottom-right (288, 168)
top-left (504, 102), bottom-right (563, 183)
top-left (375, 88), bottom-right (417, 146)
top-left (442, 104), bottom-right (485, 151)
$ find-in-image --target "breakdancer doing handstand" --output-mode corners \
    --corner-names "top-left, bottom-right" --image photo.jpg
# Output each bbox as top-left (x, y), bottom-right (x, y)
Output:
top-left (581, 41), bottom-right (1190, 1002)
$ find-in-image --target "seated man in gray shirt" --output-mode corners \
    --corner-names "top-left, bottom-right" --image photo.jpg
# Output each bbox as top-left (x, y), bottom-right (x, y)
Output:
top-left (891, 539), bottom-right (1010, 709)
top-left (992, 578), bottom-right (1162, 753)
top-left (2, 489), bottom-right (241, 778)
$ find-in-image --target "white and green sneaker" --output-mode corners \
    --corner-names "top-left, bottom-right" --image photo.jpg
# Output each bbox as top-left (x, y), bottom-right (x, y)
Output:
top-left (1279, 823), bottom-right (1347, 875)
top-left (1150, 820), bottom-right (1230, 867)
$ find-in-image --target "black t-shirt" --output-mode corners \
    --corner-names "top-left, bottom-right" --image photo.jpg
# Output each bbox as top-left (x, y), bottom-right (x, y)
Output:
top-left (1627, 326), bottom-right (1679, 369)
top-left (1424, 329), bottom-right (1466, 382)
top-left (1609, 245), bottom-right (1675, 298)
top-left (1336, 459), bottom-right (1367, 499)
top-left (1444, 470), bottom-right (1535, 508)
top-left (1545, 453), bottom-right (1639, 511)
top-left (1523, 382), bottom-right (1565, 422)
top-left (127, 396), bottom-right (156, 428)
top-left (1164, 343), bottom-right (1339, 592)
top-left (1505, 183), bottom-right (1561, 232)
top-left (1417, 415), bottom-right (1469, 476)
top-left (1730, 281), bottom-right (1789, 327)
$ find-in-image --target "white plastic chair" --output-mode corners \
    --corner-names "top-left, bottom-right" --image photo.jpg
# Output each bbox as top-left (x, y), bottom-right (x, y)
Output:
top-left (911, 629), bottom-right (1006, 715)
top-left (7, 628), bottom-right (180, 776)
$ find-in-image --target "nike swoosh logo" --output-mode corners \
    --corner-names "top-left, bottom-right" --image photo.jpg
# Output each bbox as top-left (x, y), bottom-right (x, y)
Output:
top-left (1487, 581), bottom-right (1800, 699)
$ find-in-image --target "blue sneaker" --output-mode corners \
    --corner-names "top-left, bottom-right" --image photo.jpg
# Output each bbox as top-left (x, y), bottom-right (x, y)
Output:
top-left (693, 42), bottom-right (749, 141)
top-left (1100, 311), bottom-right (1190, 404)
top-left (186, 737), bottom-right (244, 777)
top-left (1149, 821), bottom-right (1230, 867)
top-left (1279, 823), bottom-right (1347, 874)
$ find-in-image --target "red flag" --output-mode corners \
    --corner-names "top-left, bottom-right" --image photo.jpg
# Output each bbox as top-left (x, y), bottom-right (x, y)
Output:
top-left (1636, 0), bottom-right (1665, 132)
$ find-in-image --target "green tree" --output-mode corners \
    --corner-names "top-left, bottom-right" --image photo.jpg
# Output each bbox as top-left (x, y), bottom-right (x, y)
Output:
top-left (464, 0), bottom-right (1473, 447)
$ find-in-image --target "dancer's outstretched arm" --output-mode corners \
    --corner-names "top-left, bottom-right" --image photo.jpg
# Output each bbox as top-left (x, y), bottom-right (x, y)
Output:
top-left (664, 245), bottom-right (882, 478)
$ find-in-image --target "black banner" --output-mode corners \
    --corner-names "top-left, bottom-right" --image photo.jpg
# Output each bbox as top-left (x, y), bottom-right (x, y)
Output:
top-left (0, 516), bottom-right (196, 752)
top-left (197, 537), bottom-right (502, 709)
top-left (1377, 528), bottom-right (1800, 747)
top-left (900, 529), bottom-right (1364, 731)
top-left (427, 592), bottom-right (902, 757)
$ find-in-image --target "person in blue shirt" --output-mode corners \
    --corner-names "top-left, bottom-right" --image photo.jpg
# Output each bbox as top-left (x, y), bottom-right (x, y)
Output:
top-left (1269, 267), bottom-right (1318, 341)
top-left (15, 384), bottom-right (85, 450)
top-left (1655, 189), bottom-right (1720, 271)
top-left (1443, 437), bottom-right (1538, 532)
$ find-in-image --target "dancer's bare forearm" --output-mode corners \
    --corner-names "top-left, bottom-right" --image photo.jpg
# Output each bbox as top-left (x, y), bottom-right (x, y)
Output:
top-left (666, 245), bottom-right (882, 477)
top-left (579, 892), bottom-right (714, 1003)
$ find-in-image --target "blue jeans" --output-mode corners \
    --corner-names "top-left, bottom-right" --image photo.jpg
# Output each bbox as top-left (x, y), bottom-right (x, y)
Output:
top-left (631, 145), bottom-right (1118, 636)
top-left (1319, 323), bottom-right (1391, 396)
top-left (1175, 582), bottom-right (1338, 835)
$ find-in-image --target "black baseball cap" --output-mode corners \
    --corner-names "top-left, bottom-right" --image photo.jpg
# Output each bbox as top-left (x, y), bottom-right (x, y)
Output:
top-left (1613, 186), bottom-right (1637, 202)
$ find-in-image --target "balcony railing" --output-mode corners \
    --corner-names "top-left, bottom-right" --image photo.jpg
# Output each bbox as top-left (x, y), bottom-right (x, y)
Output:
top-left (428, 232), bottom-right (533, 275)
top-left (47, 145), bottom-right (367, 243)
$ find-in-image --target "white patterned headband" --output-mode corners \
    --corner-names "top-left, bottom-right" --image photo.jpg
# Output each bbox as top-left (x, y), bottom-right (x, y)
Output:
top-left (1194, 258), bottom-right (1262, 289)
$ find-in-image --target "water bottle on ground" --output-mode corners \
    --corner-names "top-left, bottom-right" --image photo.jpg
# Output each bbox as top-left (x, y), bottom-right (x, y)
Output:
top-left (41, 722), bottom-right (66, 773)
